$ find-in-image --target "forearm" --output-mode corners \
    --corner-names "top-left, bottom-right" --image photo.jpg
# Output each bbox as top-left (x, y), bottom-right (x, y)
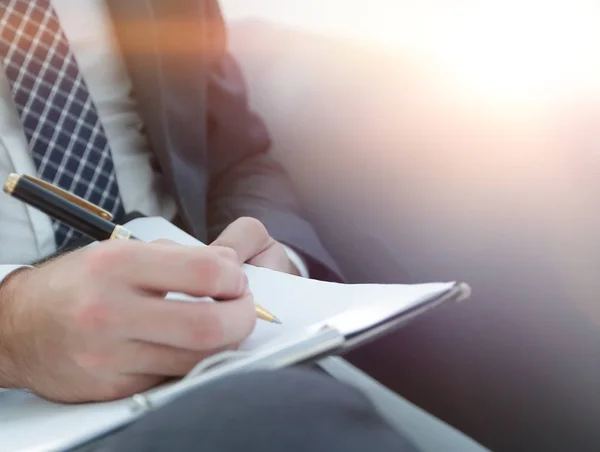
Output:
top-left (0, 267), bottom-right (29, 389)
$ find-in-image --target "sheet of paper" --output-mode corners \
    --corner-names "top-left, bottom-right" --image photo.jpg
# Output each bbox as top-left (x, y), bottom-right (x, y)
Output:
top-left (0, 217), bottom-right (455, 452)
top-left (242, 265), bottom-right (453, 350)
top-left (127, 217), bottom-right (454, 350)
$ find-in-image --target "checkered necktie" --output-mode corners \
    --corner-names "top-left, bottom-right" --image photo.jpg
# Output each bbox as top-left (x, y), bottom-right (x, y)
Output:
top-left (0, 0), bottom-right (125, 249)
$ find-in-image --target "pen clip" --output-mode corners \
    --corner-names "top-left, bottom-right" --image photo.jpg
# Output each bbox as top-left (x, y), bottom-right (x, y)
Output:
top-left (20, 174), bottom-right (114, 221)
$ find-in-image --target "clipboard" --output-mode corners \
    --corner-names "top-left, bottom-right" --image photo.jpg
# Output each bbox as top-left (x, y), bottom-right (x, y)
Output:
top-left (0, 218), bottom-right (471, 452)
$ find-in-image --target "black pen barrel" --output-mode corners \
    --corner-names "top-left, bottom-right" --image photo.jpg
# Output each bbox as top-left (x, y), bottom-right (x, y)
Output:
top-left (12, 177), bottom-right (116, 241)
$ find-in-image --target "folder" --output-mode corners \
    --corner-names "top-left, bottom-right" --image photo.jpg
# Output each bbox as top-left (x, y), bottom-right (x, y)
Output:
top-left (0, 217), bottom-right (471, 452)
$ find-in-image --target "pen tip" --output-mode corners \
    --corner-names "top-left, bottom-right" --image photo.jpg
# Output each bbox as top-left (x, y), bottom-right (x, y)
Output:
top-left (272, 317), bottom-right (283, 325)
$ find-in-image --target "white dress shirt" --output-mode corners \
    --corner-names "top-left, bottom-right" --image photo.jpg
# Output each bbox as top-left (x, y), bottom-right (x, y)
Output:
top-left (0, 0), bottom-right (307, 284)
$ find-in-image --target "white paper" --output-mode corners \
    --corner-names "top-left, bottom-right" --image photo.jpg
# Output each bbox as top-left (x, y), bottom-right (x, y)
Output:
top-left (242, 265), bottom-right (452, 350)
top-left (0, 217), bottom-right (455, 452)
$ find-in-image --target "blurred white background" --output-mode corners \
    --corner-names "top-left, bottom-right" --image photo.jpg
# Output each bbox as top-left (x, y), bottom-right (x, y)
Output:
top-left (222, 0), bottom-right (600, 294)
top-left (224, 0), bottom-right (600, 104)
top-left (220, 3), bottom-right (600, 450)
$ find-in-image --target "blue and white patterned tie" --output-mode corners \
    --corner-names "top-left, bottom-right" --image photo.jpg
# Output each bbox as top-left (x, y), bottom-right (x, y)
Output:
top-left (0, 0), bottom-right (125, 249)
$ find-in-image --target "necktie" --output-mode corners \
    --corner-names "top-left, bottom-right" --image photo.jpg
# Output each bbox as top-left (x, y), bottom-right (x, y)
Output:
top-left (0, 0), bottom-right (125, 250)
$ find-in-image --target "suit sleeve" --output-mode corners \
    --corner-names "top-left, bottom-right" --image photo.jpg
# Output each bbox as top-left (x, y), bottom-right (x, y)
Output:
top-left (203, 2), bottom-right (343, 282)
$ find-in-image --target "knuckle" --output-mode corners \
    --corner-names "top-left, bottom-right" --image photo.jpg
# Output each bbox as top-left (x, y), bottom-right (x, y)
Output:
top-left (217, 260), bottom-right (246, 296)
top-left (81, 243), bottom-right (128, 278)
top-left (239, 217), bottom-right (269, 239)
top-left (185, 310), bottom-right (225, 350)
top-left (187, 249), bottom-right (245, 296)
top-left (213, 246), bottom-right (238, 262)
top-left (191, 254), bottom-right (222, 293)
top-left (72, 292), bottom-right (118, 335)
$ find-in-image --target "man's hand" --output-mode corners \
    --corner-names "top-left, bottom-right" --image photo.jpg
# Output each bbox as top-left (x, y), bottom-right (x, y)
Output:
top-left (211, 217), bottom-right (300, 276)
top-left (0, 241), bottom-right (255, 403)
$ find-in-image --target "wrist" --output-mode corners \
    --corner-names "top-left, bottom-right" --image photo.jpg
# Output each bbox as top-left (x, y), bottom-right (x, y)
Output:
top-left (0, 267), bottom-right (32, 388)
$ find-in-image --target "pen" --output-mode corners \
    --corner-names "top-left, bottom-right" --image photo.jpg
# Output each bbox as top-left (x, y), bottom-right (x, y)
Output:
top-left (3, 173), bottom-right (281, 324)
top-left (4, 173), bottom-right (133, 240)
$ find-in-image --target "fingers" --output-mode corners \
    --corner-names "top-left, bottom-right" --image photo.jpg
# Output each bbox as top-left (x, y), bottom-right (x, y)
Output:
top-left (118, 292), bottom-right (257, 351)
top-left (88, 241), bottom-right (247, 300)
top-left (151, 239), bottom-right (180, 246)
top-left (211, 217), bottom-right (273, 264)
top-left (118, 341), bottom-right (232, 377)
top-left (54, 374), bottom-right (166, 403)
top-left (247, 246), bottom-right (297, 274)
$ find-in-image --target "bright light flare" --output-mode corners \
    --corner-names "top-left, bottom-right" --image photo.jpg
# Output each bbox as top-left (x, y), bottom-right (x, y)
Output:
top-left (334, 0), bottom-right (600, 108)
top-left (428, 1), bottom-right (600, 107)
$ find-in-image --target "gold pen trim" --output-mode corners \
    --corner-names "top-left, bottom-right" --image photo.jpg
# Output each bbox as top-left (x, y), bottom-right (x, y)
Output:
top-left (110, 225), bottom-right (132, 240)
top-left (4, 173), bottom-right (114, 221)
top-left (3, 174), bottom-right (282, 324)
top-left (255, 303), bottom-right (282, 324)
top-left (3, 173), bottom-right (20, 195)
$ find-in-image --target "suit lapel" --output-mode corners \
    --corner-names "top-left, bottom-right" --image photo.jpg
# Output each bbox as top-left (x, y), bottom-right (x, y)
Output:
top-left (104, 0), bottom-right (210, 240)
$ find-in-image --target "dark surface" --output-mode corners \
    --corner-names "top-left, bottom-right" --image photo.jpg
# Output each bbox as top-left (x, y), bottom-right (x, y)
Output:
top-left (254, 74), bottom-right (600, 449)
top-left (307, 187), bottom-right (600, 452)
top-left (98, 368), bottom-right (417, 452)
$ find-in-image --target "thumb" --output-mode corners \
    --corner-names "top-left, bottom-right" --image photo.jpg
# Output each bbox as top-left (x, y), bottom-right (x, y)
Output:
top-left (211, 217), bottom-right (273, 264)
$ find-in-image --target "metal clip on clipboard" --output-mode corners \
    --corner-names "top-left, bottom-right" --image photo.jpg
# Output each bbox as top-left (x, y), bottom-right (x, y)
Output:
top-left (129, 326), bottom-right (345, 415)
top-left (129, 281), bottom-right (471, 416)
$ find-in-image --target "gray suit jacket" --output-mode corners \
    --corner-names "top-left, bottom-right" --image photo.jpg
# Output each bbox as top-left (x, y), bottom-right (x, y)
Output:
top-left (104, 0), bottom-right (342, 281)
